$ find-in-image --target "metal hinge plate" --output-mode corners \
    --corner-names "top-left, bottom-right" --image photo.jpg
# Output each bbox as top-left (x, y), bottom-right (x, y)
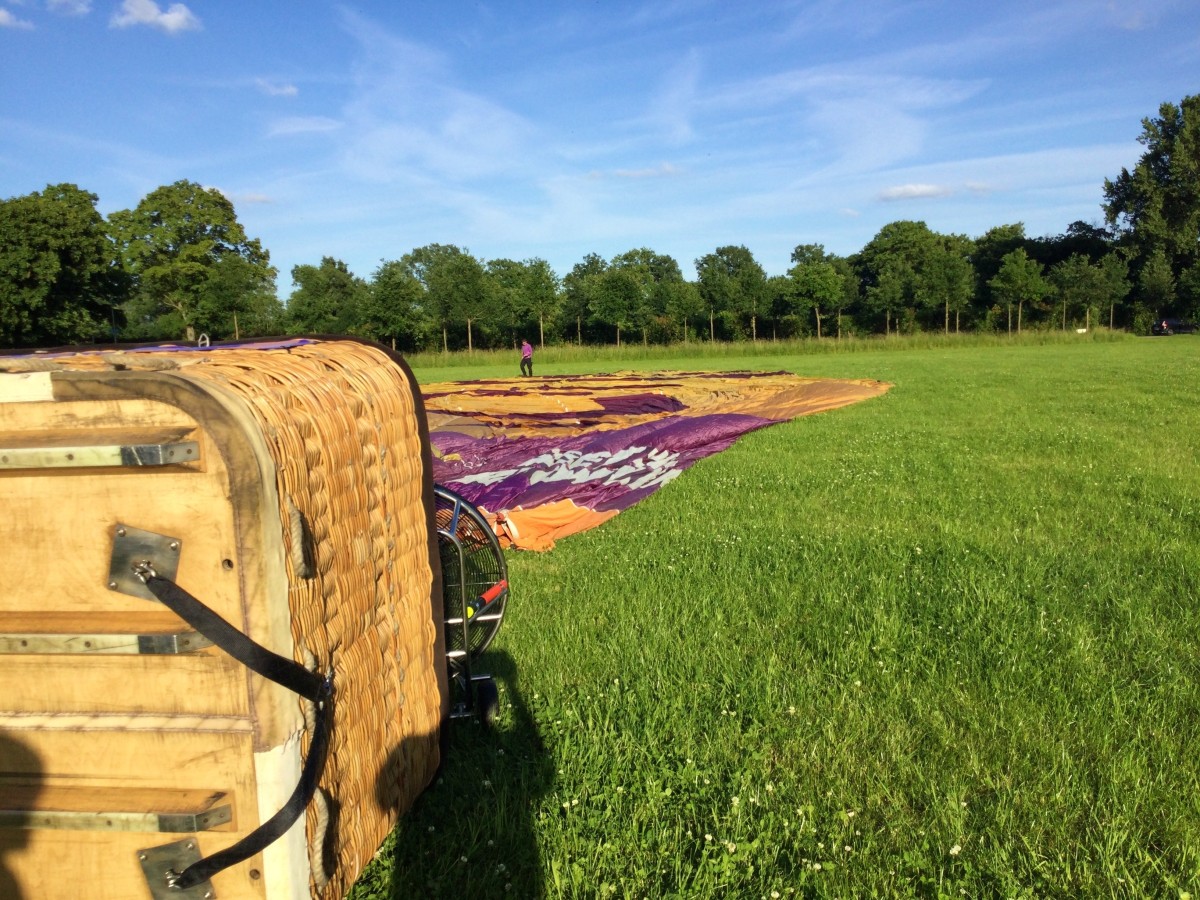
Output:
top-left (107, 525), bottom-right (182, 602)
top-left (138, 839), bottom-right (216, 900)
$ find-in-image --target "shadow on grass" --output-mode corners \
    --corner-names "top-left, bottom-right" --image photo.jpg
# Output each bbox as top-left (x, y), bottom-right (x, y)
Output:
top-left (381, 650), bottom-right (552, 898)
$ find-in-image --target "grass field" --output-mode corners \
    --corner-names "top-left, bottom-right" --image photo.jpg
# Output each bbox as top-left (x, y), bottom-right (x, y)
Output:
top-left (350, 333), bottom-right (1200, 899)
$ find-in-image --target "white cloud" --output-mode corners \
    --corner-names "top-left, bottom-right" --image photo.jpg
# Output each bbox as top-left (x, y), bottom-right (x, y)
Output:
top-left (256, 78), bottom-right (299, 98)
top-left (613, 163), bottom-right (680, 179)
top-left (47, 0), bottom-right (91, 14)
top-left (0, 8), bottom-right (34, 28)
top-left (267, 116), bottom-right (342, 138)
top-left (878, 183), bottom-right (955, 201)
top-left (110, 0), bottom-right (199, 34)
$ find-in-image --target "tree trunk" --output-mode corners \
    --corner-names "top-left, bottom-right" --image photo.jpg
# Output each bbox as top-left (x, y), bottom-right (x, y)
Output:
top-left (837, 310), bottom-right (842, 339)
top-left (1062, 301), bottom-right (1067, 331)
top-left (1007, 304), bottom-right (1012, 334)
top-left (886, 309), bottom-right (891, 336)
top-left (815, 306), bottom-right (823, 339)
top-left (467, 318), bottom-right (474, 352)
top-left (539, 314), bottom-right (545, 348)
top-left (1017, 301), bottom-right (1023, 333)
top-left (577, 315), bottom-right (581, 345)
top-left (955, 309), bottom-right (960, 333)
top-left (616, 324), bottom-right (621, 347)
top-left (751, 314), bottom-right (757, 341)
top-left (709, 308), bottom-right (714, 343)
top-left (1109, 303), bottom-right (1114, 329)
top-left (944, 300), bottom-right (949, 334)
top-left (442, 326), bottom-right (448, 353)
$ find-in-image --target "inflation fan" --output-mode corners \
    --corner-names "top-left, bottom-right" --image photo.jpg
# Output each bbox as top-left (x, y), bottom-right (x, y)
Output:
top-left (434, 484), bottom-right (508, 726)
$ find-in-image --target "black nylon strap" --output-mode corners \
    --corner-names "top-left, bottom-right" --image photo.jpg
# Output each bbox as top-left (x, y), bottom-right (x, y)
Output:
top-left (144, 574), bottom-right (326, 702)
top-left (141, 574), bottom-right (333, 890)
top-left (173, 688), bottom-right (333, 890)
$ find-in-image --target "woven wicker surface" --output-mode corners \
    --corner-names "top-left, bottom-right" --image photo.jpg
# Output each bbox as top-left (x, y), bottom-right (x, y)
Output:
top-left (18, 339), bottom-right (443, 899)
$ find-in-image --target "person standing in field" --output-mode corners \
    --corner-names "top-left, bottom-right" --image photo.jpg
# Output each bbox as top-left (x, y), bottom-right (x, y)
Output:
top-left (520, 340), bottom-right (533, 377)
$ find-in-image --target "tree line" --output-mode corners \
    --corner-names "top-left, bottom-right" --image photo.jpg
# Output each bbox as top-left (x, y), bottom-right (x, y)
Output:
top-left (2, 95), bottom-right (1198, 351)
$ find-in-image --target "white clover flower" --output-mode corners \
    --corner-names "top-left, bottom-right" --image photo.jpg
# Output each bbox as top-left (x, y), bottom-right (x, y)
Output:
top-left (949, 844), bottom-right (962, 856)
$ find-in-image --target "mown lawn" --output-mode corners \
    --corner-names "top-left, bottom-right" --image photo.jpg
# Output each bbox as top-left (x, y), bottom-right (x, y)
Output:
top-left (351, 334), bottom-right (1200, 899)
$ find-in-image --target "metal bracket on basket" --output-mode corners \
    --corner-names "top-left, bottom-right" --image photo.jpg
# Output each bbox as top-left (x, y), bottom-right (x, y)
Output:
top-left (138, 839), bottom-right (216, 900)
top-left (0, 630), bottom-right (213, 655)
top-left (107, 525), bottom-right (182, 602)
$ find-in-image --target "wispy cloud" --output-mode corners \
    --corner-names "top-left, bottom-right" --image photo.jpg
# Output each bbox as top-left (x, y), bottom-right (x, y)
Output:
top-left (256, 78), bottom-right (299, 98)
top-left (110, 0), bottom-right (200, 34)
top-left (214, 188), bottom-right (273, 205)
top-left (267, 116), bottom-right (342, 137)
top-left (0, 8), bottom-right (34, 28)
top-left (47, 0), bottom-right (91, 14)
top-left (878, 183), bottom-right (955, 201)
top-left (648, 49), bottom-right (702, 144)
top-left (614, 163), bottom-right (681, 179)
top-left (336, 9), bottom-right (535, 183)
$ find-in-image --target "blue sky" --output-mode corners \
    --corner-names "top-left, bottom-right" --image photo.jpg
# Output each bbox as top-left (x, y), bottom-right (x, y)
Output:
top-left (2, 1), bottom-right (1198, 291)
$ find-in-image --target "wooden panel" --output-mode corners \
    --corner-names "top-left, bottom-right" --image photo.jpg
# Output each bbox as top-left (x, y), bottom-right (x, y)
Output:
top-left (0, 653), bottom-right (248, 716)
top-left (0, 830), bottom-right (269, 900)
top-left (0, 727), bottom-right (273, 899)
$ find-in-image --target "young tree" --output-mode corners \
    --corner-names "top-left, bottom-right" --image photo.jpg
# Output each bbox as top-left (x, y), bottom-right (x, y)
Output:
top-left (988, 248), bottom-right (1049, 333)
top-left (0, 183), bottom-right (124, 347)
top-left (695, 245), bottom-right (767, 340)
top-left (1096, 253), bottom-right (1131, 329)
top-left (109, 180), bottom-right (275, 342)
top-left (923, 235), bottom-right (975, 333)
top-left (365, 259), bottom-right (431, 350)
top-left (521, 257), bottom-right (561, 348)
top-left (611, 248), bottom-right (684, 343)
top-left (561, 253), bottom-right (607, 344)
top-left (285, 257), bottom-right (367, 334)
top-left (972, 224), bottom-right (1029, 317)
top-left (1049, 254), bottom-right (1104, 330)
top-left (590, 268), bottom-right (643, 346)
top-left (788, 258), bottom-right (842, 338)
top-left (399, 244), bottom-right (492, 351)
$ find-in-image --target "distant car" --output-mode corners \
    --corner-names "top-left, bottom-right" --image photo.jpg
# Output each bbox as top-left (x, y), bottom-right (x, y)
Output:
top-left (1151, 318), bottom-right (1198, 335)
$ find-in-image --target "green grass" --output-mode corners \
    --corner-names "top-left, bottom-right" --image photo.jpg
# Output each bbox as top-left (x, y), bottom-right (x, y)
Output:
top-left (351, 335), bottom-right (1200, 899)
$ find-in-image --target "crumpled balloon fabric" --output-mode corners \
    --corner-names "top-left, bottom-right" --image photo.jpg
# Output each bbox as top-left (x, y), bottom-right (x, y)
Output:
top-left (424, 370), bottom-right (891, 550)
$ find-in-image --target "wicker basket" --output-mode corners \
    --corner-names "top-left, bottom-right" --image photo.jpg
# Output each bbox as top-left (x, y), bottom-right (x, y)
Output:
top-left (0, 338), bottom-right (447, 900)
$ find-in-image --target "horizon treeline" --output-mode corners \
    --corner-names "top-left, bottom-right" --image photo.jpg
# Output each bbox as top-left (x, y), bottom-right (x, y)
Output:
top-left (2, 96), bottom-right (1198, 351)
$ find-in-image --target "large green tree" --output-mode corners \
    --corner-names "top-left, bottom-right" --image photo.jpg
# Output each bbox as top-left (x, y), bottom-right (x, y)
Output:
top-left (487, 257), bottom-right (561, 348)
top-left (285, 257), bottom-right (366, 334)
top-left (610, 248), bottom-right (685, 343)
top-left (0, 183), bottom-right (124, 348)
top-left (1104, 95), bottom-right (1200, 271)
top-left (399, 244), bottom-right (493, 351)
top-left (110, 180), bottom-right (275, 342)
top-left (853, 221), bottom-right (947, 333)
